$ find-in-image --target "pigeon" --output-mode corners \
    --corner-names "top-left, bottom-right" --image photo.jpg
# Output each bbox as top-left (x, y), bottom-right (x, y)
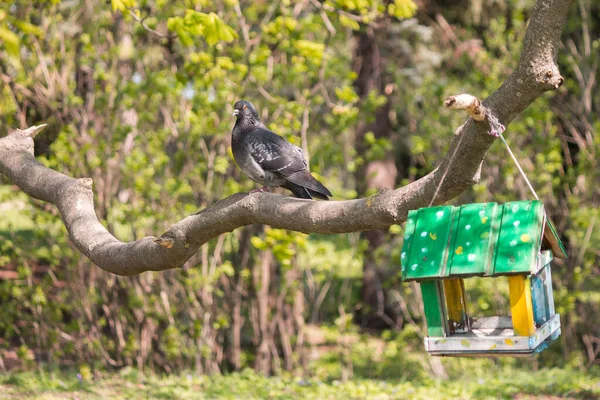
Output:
top-left (231, 100), bottom-right (332, 200)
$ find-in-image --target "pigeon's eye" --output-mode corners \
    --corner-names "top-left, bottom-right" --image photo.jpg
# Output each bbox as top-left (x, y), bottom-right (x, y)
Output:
top-left (243, 105), bottom-right (247, 110)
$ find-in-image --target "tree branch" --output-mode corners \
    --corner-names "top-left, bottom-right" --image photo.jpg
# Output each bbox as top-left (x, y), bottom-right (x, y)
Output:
top-left (127, 9), bottom-right (177, 39)
top-left (0, 0), bottom-right (573, 276)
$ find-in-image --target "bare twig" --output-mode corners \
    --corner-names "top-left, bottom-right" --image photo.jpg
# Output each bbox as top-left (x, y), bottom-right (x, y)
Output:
top-left (128, 9), bottom-right (177, 39)
top-left (576, 215), bottom-right (596, 266)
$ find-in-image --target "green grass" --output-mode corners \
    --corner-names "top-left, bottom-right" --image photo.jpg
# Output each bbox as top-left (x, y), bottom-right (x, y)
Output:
top-left (1, 364), bottom-right (598, 399)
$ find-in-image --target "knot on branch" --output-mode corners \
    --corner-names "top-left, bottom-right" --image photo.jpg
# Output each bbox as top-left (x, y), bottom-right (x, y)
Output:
top-left (154, 226), bottom-right (191, 251)
top-left (78, 178), bottom-right (93, 190)
top-left (155, 237), bottom-right (175, 249)
top-left (539, 68), bottom-right (564, 90)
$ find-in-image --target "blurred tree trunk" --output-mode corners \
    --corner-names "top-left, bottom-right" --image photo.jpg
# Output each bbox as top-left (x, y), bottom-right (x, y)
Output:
top-left (353, 28), bottom-right (405, 329)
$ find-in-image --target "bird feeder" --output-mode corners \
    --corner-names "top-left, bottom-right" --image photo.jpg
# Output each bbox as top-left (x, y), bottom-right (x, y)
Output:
top-left (400, 200), bottom-right (567, 356)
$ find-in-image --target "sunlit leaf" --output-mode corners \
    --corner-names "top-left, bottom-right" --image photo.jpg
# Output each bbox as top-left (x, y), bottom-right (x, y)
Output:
top-left (0, 25), bottom-right (20, 57)
top-left (293, 40), bottom-right (324, 63)
top-left (339, 14), bottom-right (360, 31)
top-left (13, 20), bottom-right (43, 37)
top-left (388, 0), bottom-right (417, 19)
top-left (170, 11), bottom-right (237, 47)
top-left (111, 0), bottom-right (136, 12)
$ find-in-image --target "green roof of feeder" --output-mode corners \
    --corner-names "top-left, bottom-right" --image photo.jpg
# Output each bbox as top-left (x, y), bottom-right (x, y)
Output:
top-left (401, 200), bottom-right (567, 281)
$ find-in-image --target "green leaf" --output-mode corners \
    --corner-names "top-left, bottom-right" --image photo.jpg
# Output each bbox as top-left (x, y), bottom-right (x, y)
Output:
top-left (182, 10), bottom-right (207, 36)
top-left (293, 40), bottom-right (325, 63)
top-left (0, 25), bottom-right (20, 57)
top-left (167, 16), bottom-right (180, 32)
top-left (13, 20), bottom-right (43, 37)
top-left (339, 14), bottom-right (360, 31)
top-left (388, 0), bottom-right (417, 19)
top-left (213, 155), bottom-right (229, 174)
top-left (168, 17), bottom-right (194, 46)
top-left (111, 0), bottom-right (136, 12)
top-left (171, 11), bottom-right (237, 47)
top-left (335, 86), bottom-right (359, 103)
top-left (197, 12), bottom-right (237, 46)
top-left (201, 13), bottom-right (221, 46)
top-left (219, 261), bottom-right (235, 277)
top-left (213, 14), bottom-right (237, 43)
top-left (250, 236), bottom-right (266, 250)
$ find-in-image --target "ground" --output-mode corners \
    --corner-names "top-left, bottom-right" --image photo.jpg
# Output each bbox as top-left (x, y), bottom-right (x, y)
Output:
top-left (1, 362), bottom-right (599, 400)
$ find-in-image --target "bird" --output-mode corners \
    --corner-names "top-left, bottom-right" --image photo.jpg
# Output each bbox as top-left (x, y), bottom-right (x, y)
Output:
top-left (231, 100), bottom-right (332, 200)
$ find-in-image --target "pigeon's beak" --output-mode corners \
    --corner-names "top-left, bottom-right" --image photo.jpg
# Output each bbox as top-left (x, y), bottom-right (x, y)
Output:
top-left (232, 109), bottom-right (240, 117)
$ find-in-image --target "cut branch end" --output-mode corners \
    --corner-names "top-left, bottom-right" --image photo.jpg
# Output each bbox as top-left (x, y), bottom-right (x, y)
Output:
top-left (444, 94), bottom-right (486, 122)
top-left (23, 124), bottom-right (47, 138)
top-left (78, 178), bottom-right (93, 189)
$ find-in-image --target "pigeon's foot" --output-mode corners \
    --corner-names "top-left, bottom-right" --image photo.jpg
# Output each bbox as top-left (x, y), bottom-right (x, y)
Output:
top-left (249, 186), bottom-right (270, 194)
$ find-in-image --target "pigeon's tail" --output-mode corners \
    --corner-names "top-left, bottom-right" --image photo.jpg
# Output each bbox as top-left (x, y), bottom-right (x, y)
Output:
top-left (306, 188), bottom-right (330, 201)
top-left (285, 183), bottom-right (314, 199)
top-left (284, 171), bottom-right (332, 200)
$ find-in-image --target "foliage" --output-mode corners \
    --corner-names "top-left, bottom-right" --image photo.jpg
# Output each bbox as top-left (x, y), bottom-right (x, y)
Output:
top-left (168, 10), bottom-right (238, 46)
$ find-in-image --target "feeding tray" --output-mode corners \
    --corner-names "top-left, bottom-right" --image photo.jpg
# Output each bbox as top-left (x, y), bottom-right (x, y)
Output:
top-left (400, 200), bottom-right (566, 356)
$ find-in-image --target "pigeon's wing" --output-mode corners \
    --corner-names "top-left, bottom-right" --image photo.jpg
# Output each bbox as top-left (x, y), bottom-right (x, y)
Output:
top-left (246, 127), bottom-right (332, 199)
top-left (292, 144), bottom-right (308, 168)
top-left (246, 128), bottom-right (306, 176)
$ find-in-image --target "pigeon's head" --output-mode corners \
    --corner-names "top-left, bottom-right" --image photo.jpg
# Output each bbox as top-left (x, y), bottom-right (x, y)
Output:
top-left (233, 100), bottom-right (260, 123)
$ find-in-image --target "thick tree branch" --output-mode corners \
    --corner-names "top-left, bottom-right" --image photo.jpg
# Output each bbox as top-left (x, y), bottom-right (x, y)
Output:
top-left (0, 0), bottom-right (572, 275)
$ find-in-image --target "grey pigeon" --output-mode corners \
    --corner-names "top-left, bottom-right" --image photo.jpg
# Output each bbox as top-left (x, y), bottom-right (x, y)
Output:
top-left (231, 100), bottom-right (332, 200)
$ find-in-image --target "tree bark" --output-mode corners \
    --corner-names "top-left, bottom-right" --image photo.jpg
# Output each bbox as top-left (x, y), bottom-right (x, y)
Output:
top-left (0, 0), bottom-right (571, 276)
